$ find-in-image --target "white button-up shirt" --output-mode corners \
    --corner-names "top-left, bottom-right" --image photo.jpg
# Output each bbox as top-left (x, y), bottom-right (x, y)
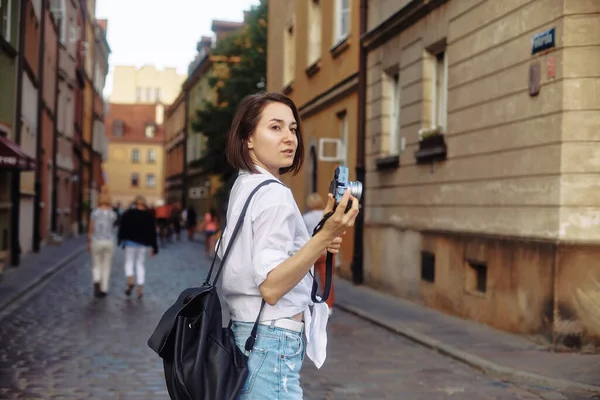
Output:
top-left (217, 165), bottom-right (329, 368)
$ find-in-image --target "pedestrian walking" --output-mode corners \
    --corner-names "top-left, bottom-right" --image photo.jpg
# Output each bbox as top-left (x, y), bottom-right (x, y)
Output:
top-left (197, 208), bottom-right (219, 257)
top-left (117, 195), bottom-right (159, 299)
top-left (218, 92), bottom-right (359, 398)
top-left (185, 205), bottom-right (197, 241)
top-left (88, 193), bottom-right (118, 298)
top-left (303, 192), bottom-right (336, 316)
top-left (154, 200), bottom-right (171, 246)
top-left (170, 202), bottom-right (182, 242)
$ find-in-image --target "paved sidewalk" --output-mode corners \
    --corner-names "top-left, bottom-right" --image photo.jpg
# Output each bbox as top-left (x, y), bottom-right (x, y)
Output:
top-left (0, 236), bottom-right (87, 313)
top-left (335, 277), bottom-right (600, 393)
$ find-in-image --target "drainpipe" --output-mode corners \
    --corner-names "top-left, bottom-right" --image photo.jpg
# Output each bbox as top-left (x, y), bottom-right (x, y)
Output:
top-left (33, 0), bottom-right (48, 253)
top-left (10, 0), bottom-right (28, 265)
top-left (350, 0), bottom-right (368, 285)
top-left (181, 91), bottom-right (189, 208)
top-left (51, 17), bottom-right (60, 233)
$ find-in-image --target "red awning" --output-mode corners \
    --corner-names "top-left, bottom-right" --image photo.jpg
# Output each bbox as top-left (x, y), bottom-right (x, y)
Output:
top-left (0, 135), bottom-right (36, 170)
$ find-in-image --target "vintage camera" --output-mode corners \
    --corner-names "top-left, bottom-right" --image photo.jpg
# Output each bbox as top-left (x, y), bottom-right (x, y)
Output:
top-left (328, 165), bottom-right (363, 213)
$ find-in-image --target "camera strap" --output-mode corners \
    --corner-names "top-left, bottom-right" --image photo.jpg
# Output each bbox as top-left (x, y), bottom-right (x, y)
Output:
top-left (309, 211), bottom-right (335, 303)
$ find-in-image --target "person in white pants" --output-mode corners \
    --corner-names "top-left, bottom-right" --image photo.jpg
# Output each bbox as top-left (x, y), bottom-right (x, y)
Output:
top-left (124, 245), bottom-right (147, 289)
top-left (117, 195), bottom-right (159, 299)
top-left (88, 193), bottom-right (118, 298)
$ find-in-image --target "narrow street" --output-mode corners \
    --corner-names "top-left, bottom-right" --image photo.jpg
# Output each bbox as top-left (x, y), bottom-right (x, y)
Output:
top-left (0, 240), bottom-right (591, 399)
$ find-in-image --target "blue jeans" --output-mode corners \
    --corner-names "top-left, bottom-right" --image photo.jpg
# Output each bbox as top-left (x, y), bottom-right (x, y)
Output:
top-left (232, 321), bottom-right (305, 400)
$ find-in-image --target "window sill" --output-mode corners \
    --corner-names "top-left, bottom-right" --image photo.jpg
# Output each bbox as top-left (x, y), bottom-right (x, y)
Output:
top-left (305, 60), bottom-right (321, 78)
top-left (414, 133), bottom-right (447, 164)
top-left (464, 289), bottom-right (487, 298)
top-left (375, 154), bottom-right (399, 171)
top-left (282, 81), bottom-right (294, 95)
top-left (330, 37), bottom-right (350, 59)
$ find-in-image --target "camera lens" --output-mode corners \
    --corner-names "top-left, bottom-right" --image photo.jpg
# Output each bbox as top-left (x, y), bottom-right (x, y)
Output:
top-left (348, 181), bottom-right (363, 202)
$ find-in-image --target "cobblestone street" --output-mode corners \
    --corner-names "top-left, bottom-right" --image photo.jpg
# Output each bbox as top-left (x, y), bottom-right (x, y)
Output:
top-left (0, 240), bottom-right (593, 399)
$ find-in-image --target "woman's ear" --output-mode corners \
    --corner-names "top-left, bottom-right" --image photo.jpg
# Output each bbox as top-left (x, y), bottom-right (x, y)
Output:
top-left (247, 137), bottom-right (254, 149)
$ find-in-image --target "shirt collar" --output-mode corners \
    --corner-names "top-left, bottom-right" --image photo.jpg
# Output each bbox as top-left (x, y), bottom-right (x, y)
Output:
top-left (239, 164), bottom-right (282, 182)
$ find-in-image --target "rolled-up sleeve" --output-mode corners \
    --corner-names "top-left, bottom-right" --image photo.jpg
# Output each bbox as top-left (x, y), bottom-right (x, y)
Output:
top-left (252, 203), bottom-right (296, 287)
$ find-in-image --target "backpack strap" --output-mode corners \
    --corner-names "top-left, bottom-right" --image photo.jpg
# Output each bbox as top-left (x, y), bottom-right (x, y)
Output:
top-left (202, 178), bottom-right (283, 354)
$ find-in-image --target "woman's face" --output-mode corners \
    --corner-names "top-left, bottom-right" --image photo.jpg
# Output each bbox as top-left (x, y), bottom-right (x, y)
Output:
top-left (248, 102), bottom-right (298, 177)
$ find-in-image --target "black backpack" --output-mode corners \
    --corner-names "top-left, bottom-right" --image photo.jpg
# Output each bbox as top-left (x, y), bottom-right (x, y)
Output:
top-left (147, 179), bottom-right (281, 400)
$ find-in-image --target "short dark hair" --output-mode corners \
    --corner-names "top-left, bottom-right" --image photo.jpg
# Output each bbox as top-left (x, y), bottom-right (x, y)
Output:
top-left (226, 92), bottom-right (304, 175)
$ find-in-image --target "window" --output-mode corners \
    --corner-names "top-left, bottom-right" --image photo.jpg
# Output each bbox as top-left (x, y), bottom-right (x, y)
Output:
top-left (136, 87), bottom-right (142, 102)
top-left (421, 251), bottom-right (435, 283)
top-left (50, 0), bottom-right (67, 44)
top-left (147, 149), bottom-right (156, 163)
top-left (283, 23), bottom-right (295, 87)
top-left (131, 173), bottom-right (139, 188)
top-left (334, 0), bottom-right (350, 44)
top-left (112, 119), bottom-right (123, 136)
top-left (430, 50), bottom-right (447, 132)
top-left (1, 0), bottom-right (11, 42)
top-left (131, 149), bottom-right (140, 163)
top-left (155, 88), bottom-right (161, 102)
top-left (146, 87), bottom-right (152, 102)
top-left (145, 123), bottom-right (156, 138)
top-left (31, 0), bottom-right (41, 20)
top-left (466, 261), bottom-right (487, 294)
top-left (388, 73), bottom-right (401, 154)
top-left (146, 173), bottom-right (155, 188)
top-left (307, 0), bottom-right (322, 66)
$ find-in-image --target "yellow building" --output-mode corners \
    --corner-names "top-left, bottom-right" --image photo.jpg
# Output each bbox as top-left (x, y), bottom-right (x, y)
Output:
top-left (267, 0), bottom-right (361, 277)
top-left (103, 104), bottom-right (165, 206)
top-left (108, 65), bottom-right (187, 105)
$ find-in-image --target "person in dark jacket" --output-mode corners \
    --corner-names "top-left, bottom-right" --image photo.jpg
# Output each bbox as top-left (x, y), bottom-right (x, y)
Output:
top-left (117, 195), bottom-right (158, 299)
top-left (185, 206), bottom-right (197, 241)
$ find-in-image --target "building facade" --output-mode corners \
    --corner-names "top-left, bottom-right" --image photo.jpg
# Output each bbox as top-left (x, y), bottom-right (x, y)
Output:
top-left (103, 104), bottom-right (165, 206)
top-left (16, 0), bottom-right (43, 259)
top-left (91, 19), bottom-right (109, 201)
top-left (362, 0), bottom-right (600, 350)
top-left (54, 0), bottom-right (80, 237)
top-left (267, 0), bottom-right (360, 274)
top-left (37, 2), bottom-right (59, 246)
top-left (0, 0), bottom-right (29, 269)
top-left (1, 0), bottom-right (109, 272)
top-left (163, 20), bottom-right (245, 216)
top-left (108, 65), bottom-right (186, 105)
top-left (183, 22), bottom-right (243, 216)
top-left (79, 0), bottom-right (100, 225)
top-left (72, 0), bottom-right (86, 235)
top-left (163, 92), bottom-right (186, 205)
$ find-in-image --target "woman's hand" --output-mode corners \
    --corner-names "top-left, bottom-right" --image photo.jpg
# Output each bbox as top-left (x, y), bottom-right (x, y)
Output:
top-left (326, 236), bottom-right (343, 254)
top-left (319, 189), bottom-right (360, 242)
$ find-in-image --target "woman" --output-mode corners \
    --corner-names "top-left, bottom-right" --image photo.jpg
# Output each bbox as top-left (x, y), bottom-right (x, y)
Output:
top-left (88, 192), bottom-right (118, 298)
top-left (218, 92), bottom-right (359, 399)
top-left (198, 208), bottom-right (219, 257)
top-left (117, 195), bottom-right (159, 299)
top-left (302, 192), bottom-right (335, 316)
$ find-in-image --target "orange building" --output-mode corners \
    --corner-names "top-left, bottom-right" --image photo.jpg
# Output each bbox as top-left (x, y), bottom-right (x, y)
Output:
top-left (267, 0), bottom-right (360, 277)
